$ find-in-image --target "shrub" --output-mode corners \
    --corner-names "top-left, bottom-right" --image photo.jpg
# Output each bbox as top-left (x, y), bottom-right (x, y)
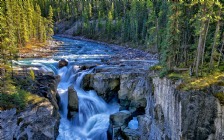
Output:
top-left (0, 89), bottom-right (27, 111)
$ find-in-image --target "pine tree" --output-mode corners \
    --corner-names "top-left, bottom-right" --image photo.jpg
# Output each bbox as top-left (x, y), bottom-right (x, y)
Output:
top-left (209, 1), bottom-right (222, 69)
top-left (35, 4), bottom-right (44, 42)
top-left (194, 0), bottom-right (214, 77)
top-left (47, 5), bottom-right (54, 38)
top-left (161, 1), bottom-right (181, 70)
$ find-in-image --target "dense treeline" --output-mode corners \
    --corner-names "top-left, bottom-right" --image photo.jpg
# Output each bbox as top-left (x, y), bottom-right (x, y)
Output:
top-left (0, 0), bottom-right (224, 77)
top-left (0, 0), bottom-right (53, 65)
top-left (0, 0), bottom-right (53, 94)
top-left (36, 0), bottom-right (224, 76)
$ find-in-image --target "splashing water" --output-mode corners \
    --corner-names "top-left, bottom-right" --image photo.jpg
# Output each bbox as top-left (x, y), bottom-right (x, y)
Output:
top-left (57, 65), bottom-right (119, 140)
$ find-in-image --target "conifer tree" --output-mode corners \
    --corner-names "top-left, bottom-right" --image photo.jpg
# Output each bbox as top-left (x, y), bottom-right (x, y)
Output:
top-left (47, 5), bottom-right (54, 38)
top-left (194, 0), bottom-right (214, 77)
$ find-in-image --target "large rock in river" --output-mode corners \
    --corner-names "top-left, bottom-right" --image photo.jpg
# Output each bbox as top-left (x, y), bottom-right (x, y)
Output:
top-left (83, 73), bottom-right (120, 102)
top-left (67, 85), bottom-right (79, 118)
top-left (58, 58), bottom-right (68, 68)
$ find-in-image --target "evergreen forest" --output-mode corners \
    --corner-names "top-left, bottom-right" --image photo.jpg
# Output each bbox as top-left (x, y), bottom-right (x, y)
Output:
top-left (0, 0), bottom-right (224, 103)
top-left (1, 0), bottom-right (223, 76)
top-left (36, 0), bottom-right (224, 77)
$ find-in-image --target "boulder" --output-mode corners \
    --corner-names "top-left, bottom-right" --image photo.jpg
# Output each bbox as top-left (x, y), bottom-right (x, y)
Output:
top-left (67, 85), bottom-right (78, 118)
top-left (58, 58), bottom-right (68, 68)
top-left (121, 127), bottom-right (140, 140)
top-left (110, 111), bottom-right (132, 127)
top-left (108, 111), bottom-right (132, 140)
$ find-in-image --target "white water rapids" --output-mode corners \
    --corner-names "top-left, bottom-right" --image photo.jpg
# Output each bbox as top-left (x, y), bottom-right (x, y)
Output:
top-left (15, 36), bottom-right (158, 140)
top-left (56, 65), bottom-right (119, 140)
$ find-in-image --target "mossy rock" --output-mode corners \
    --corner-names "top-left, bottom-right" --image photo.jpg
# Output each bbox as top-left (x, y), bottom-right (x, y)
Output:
top-left (214, 92), bottom-right (224, 105)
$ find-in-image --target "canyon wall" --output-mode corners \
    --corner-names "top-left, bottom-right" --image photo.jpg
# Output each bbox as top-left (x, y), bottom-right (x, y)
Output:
top-left (83, 70), bottom-right (224, 140)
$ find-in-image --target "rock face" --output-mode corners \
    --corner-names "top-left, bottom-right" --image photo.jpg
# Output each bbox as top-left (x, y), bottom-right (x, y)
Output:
top-left (67, 85), bottom-right (79, 118)
top-left (83, 72), bottom-right (150, 112)
top-left (0, 100), bottom-right (60, 140)
top-left (58, 58), bottom-right (68, 68)
top-left (139, 77), bottom-right (224, 140)
top-left (108, 111), bottom-right (132, 140)
top-left (83, 67), bottom-right (224, 140)
top-left (83, 73), bottom-right (120, 102)
top-left (0, 74), bottom-right (60, 140)
top-left (83, 69), bottom-right (151, 140)
top-left (118, 73), bottom-right (150, 111)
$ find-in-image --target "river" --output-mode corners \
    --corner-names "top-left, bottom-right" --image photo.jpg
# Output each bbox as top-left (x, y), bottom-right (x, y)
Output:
top-left (16, 36), bottom-right (158, 140)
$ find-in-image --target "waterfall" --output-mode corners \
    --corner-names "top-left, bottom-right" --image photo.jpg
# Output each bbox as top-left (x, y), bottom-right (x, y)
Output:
top-left (57, 65), bottom-right (119, 140)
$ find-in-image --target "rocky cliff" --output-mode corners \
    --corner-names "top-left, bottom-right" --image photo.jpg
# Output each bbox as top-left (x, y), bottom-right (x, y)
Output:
top-left (82, 67), bottom-right (224, 140)
top-left (0, 74), bottom-right (60, 140)
top-left (139, 77), bottom-right (224, 140)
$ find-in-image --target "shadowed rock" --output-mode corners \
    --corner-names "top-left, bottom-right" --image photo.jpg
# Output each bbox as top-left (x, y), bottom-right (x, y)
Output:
top-left (58, 59), bottom-right (68, 68)
top-left (67, 85), bottom-right (78, 119)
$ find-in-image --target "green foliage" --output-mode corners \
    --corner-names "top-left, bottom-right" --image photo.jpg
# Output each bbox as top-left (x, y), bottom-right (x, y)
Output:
top-left (150, 65), bottom-right (163, 71)
top-left (0, 89), bottom-right (27, 111)
top-left (0, 0), bottom-right (53, 74)
top-left (0, 0), bottom-right (223, 81)
top-left (159, 68), bottom-right (169, 78)
top-left (30, 70), bottom-right (35, 80)
top-left (168, 73), bottom-right (182, 81)
top-left (214, 92), bottom-right (224, 105)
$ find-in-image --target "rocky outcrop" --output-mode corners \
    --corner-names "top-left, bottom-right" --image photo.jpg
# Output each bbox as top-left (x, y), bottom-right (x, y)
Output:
top-left (0, 74), bottom-right (60, 140)
top-left (67, 85), bottom-right (79, 119)
top-left (83, 73), bottom-right (120, 102)
top-left (83, 69), bottom-right (151, 139)
top-left (108, 111), bottom-right (132, 140)
top-left (58, 58), bottom-right (68, 68)
top-left (118, 73), bottom-right (150, 111)
top-left (83, 71), bottom-right (150, 112)
top-left (139, 77), bottom-right (224, 140)
top-left (82, 64), bottom-right (224, 140)
top-left (0, 99), bottom-right (60, 140)
top-left (35, 74), bottom-right (61, 110)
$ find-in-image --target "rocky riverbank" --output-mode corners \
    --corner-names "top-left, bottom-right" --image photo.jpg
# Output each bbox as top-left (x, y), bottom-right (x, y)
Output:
top-left (0, 74), bottom-right (60, 140)
top-left (55, 34), bottom-right (158, 61)
top-left (18, 40), bottom-right (63, 58)
top-left (80, 64), bottom-right (224, 140)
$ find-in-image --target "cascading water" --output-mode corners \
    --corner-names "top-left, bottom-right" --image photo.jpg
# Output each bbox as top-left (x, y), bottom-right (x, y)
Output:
top-left (57, 65), bottom-right (119, 140)
top-left (15, 36), bottom-right (158, 140)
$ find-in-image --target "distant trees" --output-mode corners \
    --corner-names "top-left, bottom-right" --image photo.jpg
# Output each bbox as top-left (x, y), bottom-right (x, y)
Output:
top-left (0, 0), bottom-right (223, 77)
top-left (37, 0), bottom-right (223, 76)
top-left (0, 0), bottom-right (54, 63)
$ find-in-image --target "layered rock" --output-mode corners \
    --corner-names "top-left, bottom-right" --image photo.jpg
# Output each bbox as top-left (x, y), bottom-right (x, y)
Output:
top-left (0, 99), bottom-right (60, 140)
top-left (83, 71), bottom-right (150, 112)
top-left (139, 77), bottom-right (224, 140)
top-left (81, 64), bottom-right (224, 140)
top-left (83, 73), bottom-right (120, 102)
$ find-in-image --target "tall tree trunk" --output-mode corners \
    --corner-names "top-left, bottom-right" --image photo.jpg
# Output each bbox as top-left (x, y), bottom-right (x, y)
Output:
top-left (218, 36), bottom-right (224, 67)
top-left (201, 19), bottom-right (210, 67)
top-left (195, 20), bottom-right (207, 77)
top-left (209, 9), bottom-right (221, 69)
top-left (156, 17), bottom-right (159, 55)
